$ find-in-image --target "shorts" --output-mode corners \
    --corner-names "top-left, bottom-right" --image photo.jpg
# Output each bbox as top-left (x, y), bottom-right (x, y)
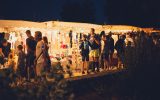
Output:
top-left (89, 49), bottom-right (100, 58)
top-left (82, 54), bottom-right (89, 61)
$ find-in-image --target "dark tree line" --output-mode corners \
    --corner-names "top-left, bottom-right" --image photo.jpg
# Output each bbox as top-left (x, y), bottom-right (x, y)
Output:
top-left (1, 0), bottom-right (160, 27)
top-left (104, 0), bottom-right (160, 27)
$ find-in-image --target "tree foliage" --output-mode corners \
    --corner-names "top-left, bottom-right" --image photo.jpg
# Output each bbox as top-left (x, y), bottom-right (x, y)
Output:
top-left (122, 32), bottom-right (160, 99)
top-left (0, 62), bottom-right (73, 100)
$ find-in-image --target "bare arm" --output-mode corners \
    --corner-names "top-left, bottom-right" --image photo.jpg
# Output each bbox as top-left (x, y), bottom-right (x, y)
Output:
top-left (94, 38), bottom-right (100, 45)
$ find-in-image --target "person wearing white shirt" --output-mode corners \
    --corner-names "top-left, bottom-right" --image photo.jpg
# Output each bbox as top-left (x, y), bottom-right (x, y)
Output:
top-left (35, 31), bottom-right (46, 77)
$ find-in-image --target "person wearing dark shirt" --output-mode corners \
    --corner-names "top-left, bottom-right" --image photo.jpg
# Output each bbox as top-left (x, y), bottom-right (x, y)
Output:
top-left (88, 28), bottom-right (100, 72)
top-left (79, 35), bottom-right (91, 74)
top-left (26, 30), bottom-right (37, 80)
top-left (108, 32), bottom-right (114, 68)
top-left (1, 39), bottom-right (11, 58)
top-left (0, 45), bottom-right (5, 65)
top-left (115, 35), bottom-right (126, 68)
top-left (100, 32), bottom-right (110, 70)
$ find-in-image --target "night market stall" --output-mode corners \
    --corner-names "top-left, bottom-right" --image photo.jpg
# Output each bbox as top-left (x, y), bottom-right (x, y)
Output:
top-left (0, 20), bottom-right (145, 71)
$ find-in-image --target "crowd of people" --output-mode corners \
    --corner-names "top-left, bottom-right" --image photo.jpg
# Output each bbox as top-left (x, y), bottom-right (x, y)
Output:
top-left (0, 30), bottom-right (51, 81)
top-left (79, 28), bottom-right (160, 74)
top-left (0, 28), bottom-right (160, 79)
top-left (79, 28), bottom-right (115, 74)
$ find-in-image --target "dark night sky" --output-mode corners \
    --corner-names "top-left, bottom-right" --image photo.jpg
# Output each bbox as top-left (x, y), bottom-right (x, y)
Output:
top-left (0, 0), bottom-right (160, 27)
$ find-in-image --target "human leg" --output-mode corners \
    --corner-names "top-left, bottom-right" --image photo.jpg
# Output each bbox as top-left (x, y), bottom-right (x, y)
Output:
top-left (94, 49), bottom-right (100, 72)
top-left (86, 54), bottom-right (90, 74)
top-left (36, 63), bottom-right (44, 77)
top-left (104, 53), bottom-right (109, 70)
top-left (99, 53), bottom-right (104, 70)
top-left (109, 52), bottom-right (114, 68)
top-left (82, 56), bottom-right (85, 74)
top-left (89, 50), bottom-right (95, 72)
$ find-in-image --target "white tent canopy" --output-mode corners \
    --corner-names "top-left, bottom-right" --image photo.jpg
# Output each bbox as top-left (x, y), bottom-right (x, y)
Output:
top-left (102, 25), bottom-right (142, 33)
top-left (43, 21), bottom-right (103, 33)
top-left (0, 20), bottom-right (143, 34)
top-left (0, 20), bottom-right (46, 29)
top-left (0, 20), bottom-right (145, 59)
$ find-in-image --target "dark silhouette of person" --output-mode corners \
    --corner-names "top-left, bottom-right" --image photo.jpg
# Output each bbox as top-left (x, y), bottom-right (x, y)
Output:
top-left (1, 39), bottom-right (11, 58)
top-left (88, 28), bottom-right (100, 72)
top-left (115, 35), bottom-right (126, 68)
top-left (108, 32), bottom-right (114, 66)
top-left (69, 30), bottom-right (73, 48)
top-left (25, 30), bottom-right (37, 80)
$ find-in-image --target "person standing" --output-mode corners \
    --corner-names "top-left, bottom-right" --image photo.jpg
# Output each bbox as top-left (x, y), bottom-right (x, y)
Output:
top-left (100, 33), bottom-right (110, 70)
top-left (0, 47), bottom-right (5, 65)
top-left (79, 35), bottom-right (90, 74)
top-left (69, 30), bottom-right (73, 48)
top-left (42, 36), bottom-right (51, 72)
top-left (108, 32), bottom-right (114, 68)
top-left (35, 31), bottom-right (46, 77)
top-left (88, 28), bottom-right (100, 72)
top-left (1, 39), bottom-right (11, 58)
top-left (26, 30), bottom-right (37, 80)
top-left (125, 33), bottom-right (135, 47)
top-left (115, 35), bottom-right (126, 68)
top-left (17, 45), bottom-right (26, 78)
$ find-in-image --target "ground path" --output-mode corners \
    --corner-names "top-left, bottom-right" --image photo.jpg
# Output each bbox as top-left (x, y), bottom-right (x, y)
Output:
top-left (65, 67), bottom-right (123, 81)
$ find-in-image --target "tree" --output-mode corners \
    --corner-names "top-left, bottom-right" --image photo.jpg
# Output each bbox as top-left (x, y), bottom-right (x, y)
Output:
top-left (0, 62), bottom-right (73, 100)
top-left (103, 0), bottom-right (160, 27)
top-left (123, 32), bottom-right (160, 99)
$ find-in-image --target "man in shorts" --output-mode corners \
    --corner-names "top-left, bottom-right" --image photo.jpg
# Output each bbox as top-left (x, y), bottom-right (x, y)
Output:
top-left (88, 28), bottom-right (100, 72)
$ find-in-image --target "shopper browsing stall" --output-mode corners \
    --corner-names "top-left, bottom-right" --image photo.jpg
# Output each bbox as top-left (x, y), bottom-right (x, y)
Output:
top-left (79, 35), bottom-right (91, 74)
top-left (108, 32), bottom-right (115, 68)
top-left (17, 45), bottom-right (26, 78)
top-left (26, 30), bottom-right (37, 79)
top-left (115, 35), bottom-right (126, 68)
top-left (100, 31), bottom-right (110, 70)
top-left (88, 28), bottom-right (100, 72)
top-left (0, 47), bottom-right (5, 65)
top-left (35, 31), bottom-right (47, 77)
top-left (1, 39), bottom-right (11, 58)
top-left (42, 36), bottom-right (51, 72)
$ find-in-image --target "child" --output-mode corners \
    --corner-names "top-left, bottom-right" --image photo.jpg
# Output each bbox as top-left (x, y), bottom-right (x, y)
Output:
top-left (79, 35), bottom-right (90, 74)
top-left (17, 45), bottom-right (26, 78)
top-left (8, 53), bottom-right (15, 71)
